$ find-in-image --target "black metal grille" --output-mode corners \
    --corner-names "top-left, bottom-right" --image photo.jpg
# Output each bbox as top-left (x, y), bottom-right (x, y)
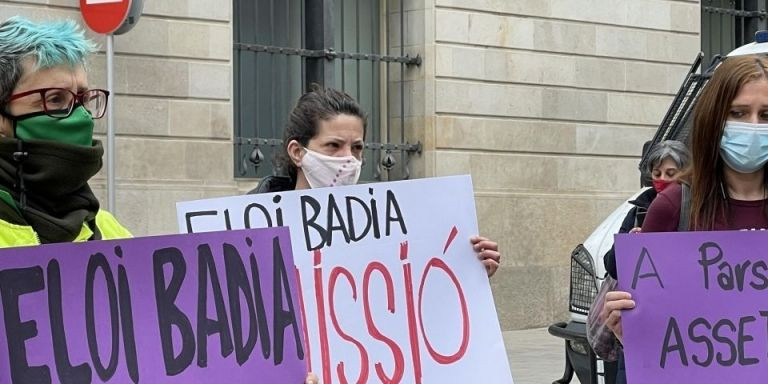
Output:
top-left (569, 244), bottom-right (598, 315)
top-left (702, 0), bottom-right (768, 65)
top-left (703, 6), bottom-right (767, 18)
top-left (233, 43), bottom-right (421, 64)
top-left (233, 0), bottom-right (422, 181)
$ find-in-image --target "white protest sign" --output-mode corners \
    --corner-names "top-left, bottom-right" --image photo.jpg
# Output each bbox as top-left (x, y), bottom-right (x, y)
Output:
top-left (176, 175), bottom-right (514, 383)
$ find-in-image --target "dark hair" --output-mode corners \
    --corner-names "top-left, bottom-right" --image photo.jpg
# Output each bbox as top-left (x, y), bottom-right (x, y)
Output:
top-left (688, 55), bottom-right (768, 229)
top-left (274, 86), bottom-right (367, 184)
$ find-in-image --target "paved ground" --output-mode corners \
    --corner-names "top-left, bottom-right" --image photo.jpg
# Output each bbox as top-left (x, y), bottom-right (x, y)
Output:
top-left (504, 327), bottom-right (582, 384)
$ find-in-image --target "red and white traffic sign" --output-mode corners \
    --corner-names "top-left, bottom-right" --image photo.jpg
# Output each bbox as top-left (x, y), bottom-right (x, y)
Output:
top-left (80, 0), bottom-right (132, 35)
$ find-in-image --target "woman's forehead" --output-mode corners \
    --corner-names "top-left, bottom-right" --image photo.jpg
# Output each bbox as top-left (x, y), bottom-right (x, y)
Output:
top-left (315, 114), bottom-right (364, 140)
top-left (13, 59), bottom-right (87, 93)
top-left (654, 157), bottom-right (679, 170)
top-left (733, 78), bottom-right (768, 102)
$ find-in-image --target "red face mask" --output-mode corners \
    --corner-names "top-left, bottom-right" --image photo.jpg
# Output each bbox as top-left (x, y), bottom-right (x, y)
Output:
top-left (652, 179), bottom-right (672, 193)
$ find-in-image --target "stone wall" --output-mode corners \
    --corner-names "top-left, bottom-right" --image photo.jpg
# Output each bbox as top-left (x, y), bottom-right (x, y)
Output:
top-left (395, 0), bottom-right (700, 329)
top-left (1, 0), bottom-right (239, 236)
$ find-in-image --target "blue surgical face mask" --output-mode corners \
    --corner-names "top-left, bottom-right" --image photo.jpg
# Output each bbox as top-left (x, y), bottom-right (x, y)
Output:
top-left (720, 121), bottom-right (768, 173)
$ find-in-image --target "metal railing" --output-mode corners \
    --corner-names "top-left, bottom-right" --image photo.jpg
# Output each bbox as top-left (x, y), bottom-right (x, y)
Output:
top-left (702, 0), bottom-right (768, 65)
top-left (233, 0), bottom-right (422, 181)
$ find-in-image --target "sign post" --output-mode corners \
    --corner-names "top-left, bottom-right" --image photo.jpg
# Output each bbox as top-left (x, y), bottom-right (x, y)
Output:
top-left (79, 0), bottom-right (143, 214)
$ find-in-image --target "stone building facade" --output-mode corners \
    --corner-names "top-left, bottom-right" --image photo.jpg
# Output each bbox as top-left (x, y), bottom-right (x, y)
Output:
top-left (1, 0), bottom-right (700, 330)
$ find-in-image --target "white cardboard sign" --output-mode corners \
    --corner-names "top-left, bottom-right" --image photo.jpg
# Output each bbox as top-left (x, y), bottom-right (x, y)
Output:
top-left (176, 175), bottom-right (514, 383)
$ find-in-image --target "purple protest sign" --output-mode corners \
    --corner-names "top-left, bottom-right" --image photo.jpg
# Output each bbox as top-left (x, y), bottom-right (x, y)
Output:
top-left (0, 227), bottom-right (307, 383)
top-left (616, 230), bottom-right (768, 384)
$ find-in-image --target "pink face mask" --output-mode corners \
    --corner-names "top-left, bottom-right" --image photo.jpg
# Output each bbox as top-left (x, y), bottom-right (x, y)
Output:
top-left (301, 148), bottom-right (362, 188)
top-left (652, 179), bottom-right (672, 193)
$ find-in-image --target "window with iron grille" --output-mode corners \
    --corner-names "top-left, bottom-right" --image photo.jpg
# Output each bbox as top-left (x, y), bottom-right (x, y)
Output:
top-left (701, 0), bottom-right (768, 66)
top-left (233, 0), bottom-right (421, 181)
top-left (233, 0), bottom-right (303, 179)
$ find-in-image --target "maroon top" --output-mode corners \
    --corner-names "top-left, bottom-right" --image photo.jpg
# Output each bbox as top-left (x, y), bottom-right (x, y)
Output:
top-left (642, 183), bottom-right (768, 232)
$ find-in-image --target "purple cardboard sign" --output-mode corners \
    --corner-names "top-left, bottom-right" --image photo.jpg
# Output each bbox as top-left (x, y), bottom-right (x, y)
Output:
top-left (0, 227), bottom-right (307, 383)
top-left (616, 230), bottom-right (768, 384)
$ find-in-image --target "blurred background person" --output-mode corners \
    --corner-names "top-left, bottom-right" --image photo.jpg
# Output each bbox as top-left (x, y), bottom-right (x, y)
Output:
top-left (591, 139), bottom-right (690, 384)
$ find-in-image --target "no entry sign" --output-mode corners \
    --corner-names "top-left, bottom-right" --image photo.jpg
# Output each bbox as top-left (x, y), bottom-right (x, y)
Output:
top-left (80, 0), bottom-right (132, 34)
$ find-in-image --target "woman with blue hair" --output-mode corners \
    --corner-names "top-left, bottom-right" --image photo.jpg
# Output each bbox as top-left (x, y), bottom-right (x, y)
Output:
top-left (0, 16), bottom-right (324, 384)
top-left (0, 16), bottom-right (130, 245)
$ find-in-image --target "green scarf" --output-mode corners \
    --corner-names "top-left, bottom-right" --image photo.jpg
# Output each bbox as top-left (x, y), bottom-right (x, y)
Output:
top-left (0, 138), bottom-right (103, 243)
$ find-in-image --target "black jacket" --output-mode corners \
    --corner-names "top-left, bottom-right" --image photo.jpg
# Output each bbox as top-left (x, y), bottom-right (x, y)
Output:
top-left (247, 175), bottom-right (295, 194)
top-left (604, 187), bottom-right (657, 279)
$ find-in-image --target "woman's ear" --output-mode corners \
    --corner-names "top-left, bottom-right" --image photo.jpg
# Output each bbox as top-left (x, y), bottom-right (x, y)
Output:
top-left (286, 139), bottom-right (304, 167)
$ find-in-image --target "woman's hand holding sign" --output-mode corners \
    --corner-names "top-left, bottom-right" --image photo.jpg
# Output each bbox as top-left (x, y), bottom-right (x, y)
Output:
top-left (304, 372), bottom-right (319, 384)
top-left (602, 291), bottom-right (636, 343)
top-left (471, 236), bottom-right (501, 277)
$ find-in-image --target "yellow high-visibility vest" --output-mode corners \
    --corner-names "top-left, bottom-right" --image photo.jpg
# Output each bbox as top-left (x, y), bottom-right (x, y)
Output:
top-left (0, 209), bottom-right (132, 247)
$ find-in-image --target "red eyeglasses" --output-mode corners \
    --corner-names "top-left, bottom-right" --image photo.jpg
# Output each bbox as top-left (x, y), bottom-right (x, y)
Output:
top-left (7, 87), bottom-right (110, 119)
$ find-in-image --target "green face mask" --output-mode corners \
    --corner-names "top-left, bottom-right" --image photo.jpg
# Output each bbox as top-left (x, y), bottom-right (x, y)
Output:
top-left (14, 105), bottom-right (94, 147)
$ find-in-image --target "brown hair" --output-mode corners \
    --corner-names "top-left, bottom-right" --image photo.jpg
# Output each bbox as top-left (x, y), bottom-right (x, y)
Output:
top-left (274, 85), bottom-right (367, 184)
top-left (687, 55), bottom-right (768, 230)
